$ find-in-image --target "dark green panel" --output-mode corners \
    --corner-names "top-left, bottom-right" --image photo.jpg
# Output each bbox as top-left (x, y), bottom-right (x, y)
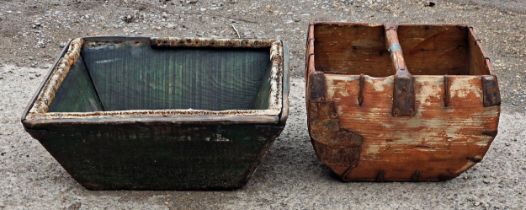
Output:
top-left (28, 123), bottom-right (284, 190)
top-left (81, 41), bottom-right (271, 111)
top-left (49, 57), bottom-right (103, 112)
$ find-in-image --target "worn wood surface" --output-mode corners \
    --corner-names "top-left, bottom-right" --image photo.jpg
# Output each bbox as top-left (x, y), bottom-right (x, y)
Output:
top-left (310, 75), bottom-right (499, 181)
top-left (467, 27), bottom-right (491, 75)
top-left (306, 23), bottom-right (500, 181)
top-left (398, 25), bottom-right (470, 75)
top-left (313, 23), bottom-right (394, 77)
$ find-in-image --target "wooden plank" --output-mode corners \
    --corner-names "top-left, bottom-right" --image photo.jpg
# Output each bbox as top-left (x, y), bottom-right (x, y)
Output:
top-left (468, 27), bottom-right (492, 75)
top-left (398, 25), bottom-right (470, 75)
top-left (308, 74), bottom-right (499, 181)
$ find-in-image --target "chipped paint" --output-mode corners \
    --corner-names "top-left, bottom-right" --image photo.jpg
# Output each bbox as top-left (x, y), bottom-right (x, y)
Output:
top-left (325, 75), bottom-right (360, 99)
top-left (449, 77), bottom-right (482, 99)
top-left (415, 76), bottom-right (443, 107)
top-left (214, 134), bottom-right (231, 142)
top-left (369, 75), bottom-right (393, 92)
top-left (475, 136), bottom-right (493, 147)
top-left (405, 118), bottom-right (445, 129)
top-left (365, 144), bottom-right (381, 156)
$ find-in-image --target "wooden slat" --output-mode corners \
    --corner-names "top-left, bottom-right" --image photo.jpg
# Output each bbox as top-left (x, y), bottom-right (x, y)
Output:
top-left (398, 25), bottom-right (470, 75)
top-left (467, 27), bottom-right (492, 75)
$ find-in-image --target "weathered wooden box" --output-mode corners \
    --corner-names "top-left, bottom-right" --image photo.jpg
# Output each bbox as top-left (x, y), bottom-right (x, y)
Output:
top-left (21, 37), bottom-right (288, 190)
top-left (306, 22), bottom-right (500, 181)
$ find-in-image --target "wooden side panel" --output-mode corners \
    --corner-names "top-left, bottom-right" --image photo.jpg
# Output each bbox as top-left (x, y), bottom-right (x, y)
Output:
top-left (313, 24), bottom-right (394, 77)
top-left (48, 56), bottom-right (104, 112)
top-left (398, 25), bottom-right (470, 75)
top-left (467, 28), bottom-right (492, 75)
top-left (308, 74), bottom-right (363, 177)
top-left (305, 24), bottom-right (316, 109)
top-left (308, 74), bottom-right (499, 181)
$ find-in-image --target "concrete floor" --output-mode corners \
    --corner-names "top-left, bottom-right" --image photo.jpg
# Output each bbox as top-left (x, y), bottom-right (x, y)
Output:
top-left (0, 65), bottom-right (524, 209)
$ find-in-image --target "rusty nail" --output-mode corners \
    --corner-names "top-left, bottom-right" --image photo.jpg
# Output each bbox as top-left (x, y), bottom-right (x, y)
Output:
top-left (358, 74), bottom-right (365, 106)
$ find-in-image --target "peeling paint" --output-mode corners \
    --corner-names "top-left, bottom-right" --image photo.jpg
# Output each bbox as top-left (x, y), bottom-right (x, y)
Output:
top-left (369, 75), bottom-right (393, 92)
top-left (365, 144), bottom-right (381, 156)
top-left (415, 76), bottom-right (443, 107)
top-left (449, 77), bottom-right (482, 99)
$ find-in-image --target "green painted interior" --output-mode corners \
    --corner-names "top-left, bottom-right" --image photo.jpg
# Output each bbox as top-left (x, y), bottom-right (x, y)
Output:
top-left (48, 57), bottom-right (104, 112)
top-left (49, 40), bottom-right (272, 112)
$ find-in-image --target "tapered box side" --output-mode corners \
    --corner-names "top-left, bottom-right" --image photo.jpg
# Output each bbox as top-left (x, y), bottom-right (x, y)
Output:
top-left (22, 37), bottom-right (289, 190)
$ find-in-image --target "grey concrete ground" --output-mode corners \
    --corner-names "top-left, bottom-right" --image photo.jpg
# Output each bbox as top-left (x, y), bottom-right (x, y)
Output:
top-left (0, 0), bottom-right (525, 209)
top-left (1, 65), bottom-right (525, 209)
